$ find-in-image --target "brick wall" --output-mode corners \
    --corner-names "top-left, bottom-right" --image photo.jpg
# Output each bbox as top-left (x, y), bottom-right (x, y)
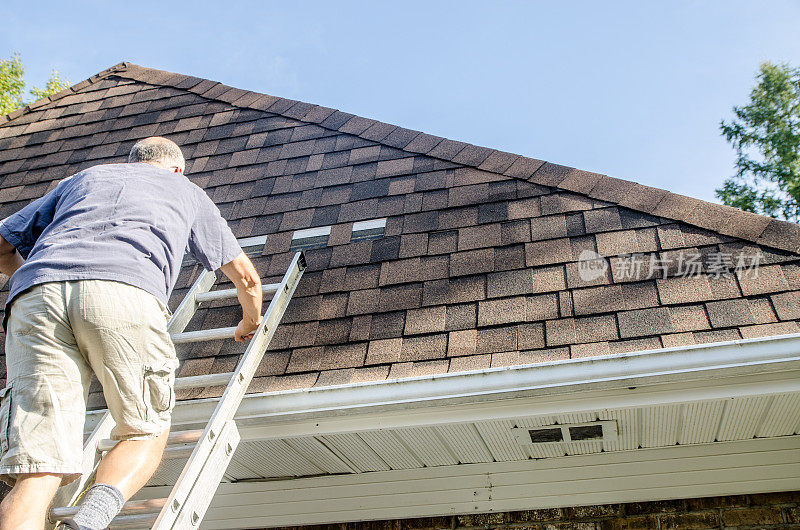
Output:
top-left (266, 491), bottom-right (800, 530)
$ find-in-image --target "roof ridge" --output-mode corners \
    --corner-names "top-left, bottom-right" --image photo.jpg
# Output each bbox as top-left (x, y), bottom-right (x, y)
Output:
top-left (10, 62), bottom-right (800, 254)
top-left (0, 62), bottom-right (131, 126)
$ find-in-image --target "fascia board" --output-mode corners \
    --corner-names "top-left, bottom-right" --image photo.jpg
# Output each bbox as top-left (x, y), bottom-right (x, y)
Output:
top-left (87, 333), bottom-right (800, 437)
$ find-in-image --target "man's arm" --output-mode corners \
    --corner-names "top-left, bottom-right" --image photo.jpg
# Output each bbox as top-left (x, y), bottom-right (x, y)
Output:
top-left (0, 234), bottom-right (24, 278)
top-left (219, 252), bottom-right (263, 342)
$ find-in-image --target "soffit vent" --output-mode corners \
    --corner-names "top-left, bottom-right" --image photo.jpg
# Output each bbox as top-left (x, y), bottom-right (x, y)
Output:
top-left (238, 235), bottom-right (268, 257)
top-left (511, 420), bottom-right (618, 445)
top-left (183, 234), bottom-right (267, 266)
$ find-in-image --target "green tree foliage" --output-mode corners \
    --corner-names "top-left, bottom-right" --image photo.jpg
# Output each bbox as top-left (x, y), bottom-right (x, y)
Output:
top-left (716, 62), bottom-right (800, 222)
top-left (0, 53), bottom-right (71, 116)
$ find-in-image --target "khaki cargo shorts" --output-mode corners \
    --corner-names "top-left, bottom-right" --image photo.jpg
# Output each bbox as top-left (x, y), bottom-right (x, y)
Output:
top-left (0, 279), bottom-right (178, 486)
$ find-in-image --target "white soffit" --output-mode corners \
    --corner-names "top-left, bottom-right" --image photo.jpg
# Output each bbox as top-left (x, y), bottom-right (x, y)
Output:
top-left (138, 436), bottom-right (800, 529)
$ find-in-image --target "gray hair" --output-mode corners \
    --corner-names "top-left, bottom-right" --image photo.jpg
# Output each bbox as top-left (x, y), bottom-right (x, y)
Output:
top-left (128, 137), bottom-right (185, 171)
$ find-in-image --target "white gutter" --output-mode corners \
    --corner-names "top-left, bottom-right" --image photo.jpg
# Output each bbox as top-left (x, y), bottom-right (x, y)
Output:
top-left (86, 333), bottom-right (800, 438)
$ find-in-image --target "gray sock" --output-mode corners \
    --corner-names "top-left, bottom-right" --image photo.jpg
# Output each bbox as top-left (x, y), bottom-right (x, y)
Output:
top-left (72, 483), bottom-right (125, 530)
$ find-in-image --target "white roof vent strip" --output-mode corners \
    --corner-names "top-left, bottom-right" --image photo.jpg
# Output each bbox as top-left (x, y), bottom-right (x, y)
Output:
top-left (290, 226), bottom-right (332, 251)
top-left (351, 218), bottom-right (386, 242)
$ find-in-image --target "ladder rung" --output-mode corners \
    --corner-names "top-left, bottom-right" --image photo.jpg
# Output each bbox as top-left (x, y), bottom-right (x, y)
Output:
top-left (109, 512), bottom-right (158, 528)
top-left (162, 443), bottom-right (195, 460)
top-left (97, 430), bottom-right (203, 453)
top-left (174, 371), bottom-right (234, 390)
top-left (52, 497), bottom-right (166, 520)
top-left (195, 282), bottom-right (280, 303)
top-left (170, 326), bottom-right (236, 344)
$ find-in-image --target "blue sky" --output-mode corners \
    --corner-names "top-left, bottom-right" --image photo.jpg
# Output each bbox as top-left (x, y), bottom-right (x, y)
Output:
top-left (2, 1), bottom-right (799, 203)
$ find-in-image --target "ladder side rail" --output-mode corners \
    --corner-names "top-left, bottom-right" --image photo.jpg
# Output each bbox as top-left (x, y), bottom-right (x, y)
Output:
top-left (152, 252), bottom-right (305, 529)
top-left (51, 269), bottom-right (217, 512)
top-left (166, 269), bottom-right (219, 335)
top-left (170, 421), bottom-right (240, 529)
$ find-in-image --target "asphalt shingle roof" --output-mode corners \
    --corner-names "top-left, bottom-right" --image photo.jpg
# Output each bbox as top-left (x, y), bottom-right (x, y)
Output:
top-left (1, 62), bottom-right (799, 408)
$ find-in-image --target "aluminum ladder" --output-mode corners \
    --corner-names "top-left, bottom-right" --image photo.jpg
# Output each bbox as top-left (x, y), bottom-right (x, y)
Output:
top-left (50, 251), bottom-right (306, 529)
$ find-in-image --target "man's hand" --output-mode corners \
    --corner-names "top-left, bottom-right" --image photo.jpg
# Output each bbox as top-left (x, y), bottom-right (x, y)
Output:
top-left (220, 252), bottom-right (264, 342)
top-left (234, 316), bottom-right (262, 342)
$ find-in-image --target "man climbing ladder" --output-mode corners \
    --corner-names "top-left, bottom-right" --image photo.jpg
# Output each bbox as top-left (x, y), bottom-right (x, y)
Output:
top-left (0, 137), bottom-right (263, 530)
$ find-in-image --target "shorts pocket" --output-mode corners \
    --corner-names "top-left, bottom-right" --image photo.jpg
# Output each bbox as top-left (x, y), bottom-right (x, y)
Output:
top-left (144, 364), bottom-right (175, 414)
top-left (0, 385), bottom-right (12, 455)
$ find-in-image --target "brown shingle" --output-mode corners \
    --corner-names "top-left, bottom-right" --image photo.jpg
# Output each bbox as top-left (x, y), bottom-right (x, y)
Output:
top-left (693, 328), bottom-right (741, 344)
top-left (518, 322), bottom-right (545, 350)
top-left (525, 237), bottom-right (573, 267)
top-left (287, 346), bottom-right (325, 372)
top-left (739, 322), bottom-right (800, 339)
top-left (446, 303), bottom-right (477, 331)
top-left (501, 219), bottom-right (530, 245)
top-left (507, 197), bottom-right (541, 219)
top-left (526, 293), bottom-right (559, 321)
top-left (617, 307), bottom-right (673, 338)
top-left (735, 265), bottom-right (789, 296)
top-left (656, 274), bottom-right (740, 305)
top-left (705, 299), bottom-right (756, 328)
top-left (531, 265), bottom-right (566, 293)
top-left (669, 305), bottom-right (711, 333)
top-left (369, 311), bottom-right (406, 339)
top-left (496, 244), bottom-right (526, 274)
top-left (448, 275), bottom-right (485, 303)
top-left (450, 248), bottom-right (494, 277)
top-left (422, 279), bottom-right (449, 306)
top-left (559, 290), bottom-right (573, 317)
top-left (491, 347), bottom-right (569, 367)
top-left (321, 342), bottom-right (368, 370)
top-left (346, 288), bottom-right (380, 315)
top-left (661, 333), bottom-right (697, 348)
top-left (477, 297), bottom-right (526, 327)
top-left (478, 150), bottom-right (518, 173)
top-left (448, 353), bottom-right (491, 373)
top-left (458, 224), bottom-right (501, 251)
top-left (349, 315), bottom-right (372, 341)
top-left (572, 282), bottom-right (659, 315)
top-left (377, 283), bottom-right (422, 312)
top-left (771, 291), bottom-right (800, 320)
top-left (564, 260), bottom-right (612, 289)
top-left (401, 334), bottom-right (448, 361)
top-left (399, 233), bottom-right (428, 258)
top-left (748, 297), bottom-right (777, 323)
top-left (420, 254), bottom-right (449, 281)
top-left (486, 268), bottom-right (533, 298)
top-left (545, 315), bottom-right (618, 346)
top-left (476, 325), bottom-right (517, 354)
top-left (540, 193), bottom-right (594, 215)
top-left (583, 208), bottom-right (623, 233)
top-left (609, 337), bottom-right (662, 354)
top-left (570, 341), bottom-right (612, 359)
top-left (447, 330), bottom-right (477, 357)
top-left (365, 338), bottom-right (403, 364)
top-left (530, 215), bottom-right (568, 241)
top-left (503, 156), bottom-right (546, 180)
top-left (314, 365), bottom-right (390, 387)
top-left (405, 306), bottom-right (447, 335)
top-left (448, 183), bottom-right (489, 208)
top-left (388, 359), bottom-right (450, 379)
top-left (379, 257), bottom-right (421, 286)
top-left (595, 229), bottom-right (658, 256)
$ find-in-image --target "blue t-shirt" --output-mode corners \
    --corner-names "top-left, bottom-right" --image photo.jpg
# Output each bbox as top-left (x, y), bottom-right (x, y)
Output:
top-left (0, 163), bottom-right (242, 326)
